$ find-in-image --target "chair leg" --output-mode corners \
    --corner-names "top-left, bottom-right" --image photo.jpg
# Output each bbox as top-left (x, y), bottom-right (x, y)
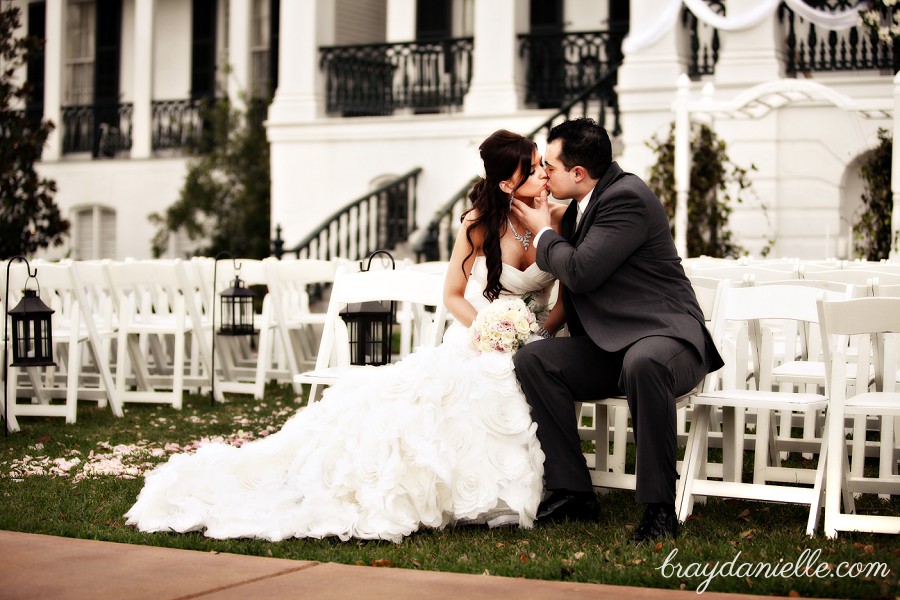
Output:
top-left (611, 404), bottom-right (628, 474)
top-left (753, 409), bottom-right (773, 485)
top-left (4, 364), bottom-right (20, 433)
top-left (64, 338), bottom-right (81, 424)
top-left (806, 413), bottom-right (829, 537)
top-left (850, 415), bottom-right (866, 496)
top-left (172, 330), bottom-right (185, 409)
top-left (677, 404), bottom-right (711, 523)
top-left (878, 415), bottom-right (895, 500)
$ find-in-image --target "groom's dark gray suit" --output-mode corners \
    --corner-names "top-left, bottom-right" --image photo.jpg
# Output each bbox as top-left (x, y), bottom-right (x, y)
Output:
top-left (514, 161), bottom-right (724, 504)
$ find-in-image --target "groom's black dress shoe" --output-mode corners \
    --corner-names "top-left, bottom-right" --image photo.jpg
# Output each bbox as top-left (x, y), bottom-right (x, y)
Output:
top-left (536, 490), bottom-right (600, 523)
top-left (630, 503), bottom-right (679, 543)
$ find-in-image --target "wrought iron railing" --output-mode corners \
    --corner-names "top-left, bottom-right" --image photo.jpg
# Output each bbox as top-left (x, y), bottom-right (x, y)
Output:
top-left (413, 69), bottom-right (621, 262)
top-left (683, 0), bottom-right (724, 78)
top-left (61, 103), bottom-right (133, 157)
top-left (779, 0), bottom-right (899, 74)
top-left (411, 176), bottom-right (478, 263)
top-left (274, 168), bottom-right (422, 260)
top-left (518, 30), bottom-right (625, 107)
top-left (320, 38), bottom-right (473, 116)
top-left (151, 99), bottom-right (207, 152)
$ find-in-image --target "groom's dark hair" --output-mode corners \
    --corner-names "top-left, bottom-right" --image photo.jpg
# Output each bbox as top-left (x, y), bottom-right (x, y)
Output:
top-left (547, 117), bottom-right (612, 180)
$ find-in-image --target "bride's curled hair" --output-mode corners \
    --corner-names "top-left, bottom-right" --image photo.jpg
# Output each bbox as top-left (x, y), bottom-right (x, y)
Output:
top-left (462, 130), bottom-right (536, 301)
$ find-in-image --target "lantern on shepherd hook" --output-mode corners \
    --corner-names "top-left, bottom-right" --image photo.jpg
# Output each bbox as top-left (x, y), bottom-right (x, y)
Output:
top-left (210, 252), bottom-right (257, 405)
top-left (4, 257), bottom-right (55, 434)
top-left (339, 250), bottom-right (396, 366)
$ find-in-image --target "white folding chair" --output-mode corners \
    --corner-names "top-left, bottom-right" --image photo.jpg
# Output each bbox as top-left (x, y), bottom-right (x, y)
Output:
top-left (105, 260), bottom-right (204, 409)
top-left (1, 261), bottom-right (127, 431)
top-left (399, 261), bottom-right (450, 357)
top-left (690, 263), bottom-right (802, 284)
top-left (576, 277), bottom-right (724, 492)
top-left (294, 265), bottom-right (448, 404)
top-left (201, 258), bottom-right (281, 399)
top-left (818, 296), bottom-right (900, 537)
top-left (68, 260), bottom-right (122, 415)
top-left (676, 283), bottom-right (847, 536)
top-left (266, 258), bottom-right (340, 392)
top-left (802, 269), bottom-right (900, 291)
top-left (755, 279), bottom-right (857, 460)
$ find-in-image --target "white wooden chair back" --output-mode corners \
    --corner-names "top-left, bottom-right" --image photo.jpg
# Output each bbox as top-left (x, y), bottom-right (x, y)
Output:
top-left (816, 296), bottom-right (900, 537)
top-left (297, 265), bottom-right (448, 403)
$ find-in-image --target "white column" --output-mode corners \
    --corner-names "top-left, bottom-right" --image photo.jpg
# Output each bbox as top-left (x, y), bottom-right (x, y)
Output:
top-left (131, 0), bottom-right (155, 159)
top-left (228, 0), bottom-right (251, 110)
top-left (673, 74), bottom-right (690, 259)
top-left (462, 0), bottom-right (526, 115)
top-left (43, 0), bottom-right (64, 161)
top-left (386, 0), bottom-right (416, 42)
top-left (712, 0), bottom-right (783, 86)
top-left (267, 0), bottom-right (331, 123)
top-left (616, 0), bottom-right (686, 170)
top-left (891, 71), bottom-right (900, 260)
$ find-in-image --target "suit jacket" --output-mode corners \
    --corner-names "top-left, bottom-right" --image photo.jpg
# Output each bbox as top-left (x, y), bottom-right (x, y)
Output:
top-left (537, 162), bottom-right (724, 371)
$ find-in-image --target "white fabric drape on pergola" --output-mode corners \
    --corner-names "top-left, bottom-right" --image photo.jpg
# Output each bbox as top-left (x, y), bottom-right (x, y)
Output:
top-left (672, 72), bottom-right (900, 259)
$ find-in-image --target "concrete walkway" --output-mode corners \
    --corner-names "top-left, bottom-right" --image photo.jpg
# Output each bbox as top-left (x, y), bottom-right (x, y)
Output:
top-left (0, 530), bottom-right (800, 599)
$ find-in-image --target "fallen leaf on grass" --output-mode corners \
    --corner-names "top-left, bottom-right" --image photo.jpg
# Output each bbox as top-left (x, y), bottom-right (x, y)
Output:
top-left (739, 530), bottom-right (754, 539)
top-left (736, 508), bottom-right (750, 521)
top-left (371, 559), bottom-right (394, 568)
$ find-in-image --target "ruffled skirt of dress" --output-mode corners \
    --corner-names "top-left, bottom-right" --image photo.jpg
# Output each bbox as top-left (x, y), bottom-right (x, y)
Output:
top-left (123, 324), bottom-right (544, 543)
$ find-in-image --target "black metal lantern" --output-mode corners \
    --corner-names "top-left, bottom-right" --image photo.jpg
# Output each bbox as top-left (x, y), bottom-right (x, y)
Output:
top-left (340, 250), bottom-right (396, 366)
top-left (3, 256), bottom-right (56, 434)
top-left (340, 300), bottom-right (394, 366)
top-left (8, 289), bottom-right (56, 367)
top-left (219, 275), bottom-right (256, 336)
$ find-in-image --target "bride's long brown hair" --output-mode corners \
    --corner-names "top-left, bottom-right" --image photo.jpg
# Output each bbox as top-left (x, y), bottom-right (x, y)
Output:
top-left (461, 130), bottom-right (536, 302)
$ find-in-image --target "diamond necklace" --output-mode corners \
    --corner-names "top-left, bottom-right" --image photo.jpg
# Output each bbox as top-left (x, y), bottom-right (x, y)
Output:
top-left (507, 218), bottom-right (533, 251)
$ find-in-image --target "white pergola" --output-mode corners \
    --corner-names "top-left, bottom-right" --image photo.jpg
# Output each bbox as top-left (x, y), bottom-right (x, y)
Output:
top-left (672, 72), bottom-right (900, 259)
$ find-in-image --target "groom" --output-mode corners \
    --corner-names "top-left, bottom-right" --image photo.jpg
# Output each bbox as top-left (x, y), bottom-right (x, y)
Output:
top-left (510, 118), bottom-right (723, 543)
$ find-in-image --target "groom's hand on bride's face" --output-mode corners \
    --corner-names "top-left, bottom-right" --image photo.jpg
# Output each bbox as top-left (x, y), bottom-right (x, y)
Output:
top-left (511, 194), bottom-right (551, 232)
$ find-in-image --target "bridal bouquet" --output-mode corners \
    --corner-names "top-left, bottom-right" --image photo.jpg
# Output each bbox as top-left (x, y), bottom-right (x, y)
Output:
top-left (471, 297), bottom-right (540, 354)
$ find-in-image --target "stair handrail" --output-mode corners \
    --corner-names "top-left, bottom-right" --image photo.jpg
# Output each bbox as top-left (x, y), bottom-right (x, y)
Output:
top-left (274, 167), bottom-right (422, 260)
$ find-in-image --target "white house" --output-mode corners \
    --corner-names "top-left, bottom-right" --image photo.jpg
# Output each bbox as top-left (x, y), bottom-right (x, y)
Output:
top-left (10, 0), bottom-right (897, 261)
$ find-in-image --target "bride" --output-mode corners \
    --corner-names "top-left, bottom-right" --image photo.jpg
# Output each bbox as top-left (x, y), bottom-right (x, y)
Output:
top-left (125, 130), bottom-right (567, 543)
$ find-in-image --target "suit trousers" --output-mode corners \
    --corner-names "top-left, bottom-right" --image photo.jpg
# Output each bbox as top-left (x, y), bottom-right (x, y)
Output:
top-left (513, 334), bottom-right (709, 504)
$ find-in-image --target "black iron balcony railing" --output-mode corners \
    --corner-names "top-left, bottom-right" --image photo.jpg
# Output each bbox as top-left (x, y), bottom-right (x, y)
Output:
top-left (413, 69), bottom-right (621, 262)
top-left (779, 0), bottom-right (899, 74)
top-left (320, 38), bottom-right (473, 116)
top-left (683, 0), bottom-right (724, 78)
top-left (61, 102), bottom-right (133, 157)
top-left (275, 167), bottom-right (422, 261)
top-left (518, 30), bottom-right (626, 108)
top-left (152, 99), bottom-right (207, 152)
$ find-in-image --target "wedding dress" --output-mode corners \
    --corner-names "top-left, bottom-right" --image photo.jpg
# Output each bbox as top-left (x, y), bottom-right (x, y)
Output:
top-left (125, 257), bottom-right (555, 543)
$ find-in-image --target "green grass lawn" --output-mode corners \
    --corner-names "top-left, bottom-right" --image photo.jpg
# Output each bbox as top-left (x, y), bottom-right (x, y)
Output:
top-left (0, 384), bottom-right (897, 599)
